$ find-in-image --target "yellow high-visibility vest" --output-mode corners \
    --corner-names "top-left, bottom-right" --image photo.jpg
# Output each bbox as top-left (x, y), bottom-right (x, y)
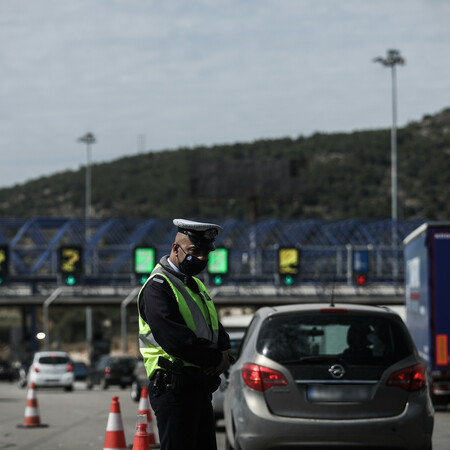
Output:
top-left (138, 262), bottom-right (219, 379)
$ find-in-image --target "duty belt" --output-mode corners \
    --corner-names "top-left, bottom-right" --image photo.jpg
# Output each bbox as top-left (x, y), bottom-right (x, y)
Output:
top-left (152, 357), bottom-right (184, 394)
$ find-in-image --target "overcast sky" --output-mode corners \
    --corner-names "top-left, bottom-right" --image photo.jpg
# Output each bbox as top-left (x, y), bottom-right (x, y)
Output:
top-left (1, 0), bottom-right (449, 188)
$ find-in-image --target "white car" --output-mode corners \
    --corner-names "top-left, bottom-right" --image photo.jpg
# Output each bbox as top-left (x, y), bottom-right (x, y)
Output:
top-left (28, 351), bottom-right (74, 391)
top-left (212, 330), bottom-right (247, 424)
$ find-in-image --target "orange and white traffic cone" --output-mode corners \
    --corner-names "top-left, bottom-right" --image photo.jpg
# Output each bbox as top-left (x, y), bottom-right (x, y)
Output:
top-left (104, 396), bottom-right (127, 450)
top-left (132, 421), bottom-right (150, 450)
top-left (17, 382), bottom-right (48, 428)
top-left (138, 385), bottom-right (156, 446)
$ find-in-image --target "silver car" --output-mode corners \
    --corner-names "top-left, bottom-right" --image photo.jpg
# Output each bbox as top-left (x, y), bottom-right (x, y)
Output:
top-left (224, 303), bottom-right (434, 450)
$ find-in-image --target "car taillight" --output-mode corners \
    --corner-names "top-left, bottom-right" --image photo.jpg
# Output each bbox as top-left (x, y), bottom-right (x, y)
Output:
top-left (104, 366), bottom-right (111, 375)
top-left (66, 364), bottom-right (73, 372)
top-left (387, 364), bottom-right (427, 391)
top-left (33, 366), bottom-right (39, 373)
top-left (241, 363), bottom-right (288, 392)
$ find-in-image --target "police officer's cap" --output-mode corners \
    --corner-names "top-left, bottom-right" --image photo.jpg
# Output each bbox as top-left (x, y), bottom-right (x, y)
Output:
top-left (173, 219), bottom-right (223, 251)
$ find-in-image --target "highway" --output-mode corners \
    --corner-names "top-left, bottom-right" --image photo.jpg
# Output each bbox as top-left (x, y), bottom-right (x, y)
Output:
top-left (0, 381), bottom-right (448, 449)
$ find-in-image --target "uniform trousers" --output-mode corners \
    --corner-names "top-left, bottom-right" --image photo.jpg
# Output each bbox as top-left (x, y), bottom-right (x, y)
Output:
top-left (149, 379), bottom-right (217, 450)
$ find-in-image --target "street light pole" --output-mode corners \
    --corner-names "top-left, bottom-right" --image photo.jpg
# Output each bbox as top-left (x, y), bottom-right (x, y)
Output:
top-left (77, 132), bottom-right (96, 365)
top-left (77, 132), bottom-right (96, 254)
top-left (373, 49), bottom-right (405, 280)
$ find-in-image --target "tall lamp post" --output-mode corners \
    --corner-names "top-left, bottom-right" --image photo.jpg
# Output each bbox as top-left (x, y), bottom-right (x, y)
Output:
top-left (77, 132), bottom-right (96, 252)
top-left (77, 132), bottom-right (96, 364)
top-left (373, 49), bottom-right (405, 280)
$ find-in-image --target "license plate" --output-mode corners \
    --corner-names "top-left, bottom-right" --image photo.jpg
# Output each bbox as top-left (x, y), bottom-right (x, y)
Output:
top-left (307, 384), bottom-right (371, 402)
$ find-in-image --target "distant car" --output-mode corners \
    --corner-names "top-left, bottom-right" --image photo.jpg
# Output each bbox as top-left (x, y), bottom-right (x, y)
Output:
top-left (87, 355), bottom-right (137, 390)
top-left (72, 361), bottom-right (88, 381)
top-left (220, 314), bottom-right (254, 333)
top-left (212, 330), bottom-right (246, 424)
top-left (224, 303), bottom-right (434, 450)
top-left (130, 360), bottom-right (148, 402)
top-left (28, 351), bottom-right (74, 391)
top-left (0, 359), bottom-right (14, 382)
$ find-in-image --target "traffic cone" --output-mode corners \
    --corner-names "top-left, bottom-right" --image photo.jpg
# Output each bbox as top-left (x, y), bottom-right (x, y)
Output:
top-left (132, 422), bottom-right (150, 450)
top-left (17, 382), bottom-right (48, 428)
top-left (104, 396), bottom-right (127, 450)
top-left (138, 386), bottom-right (156, 445)
top-left (138, 386), bottom-right (156, 446)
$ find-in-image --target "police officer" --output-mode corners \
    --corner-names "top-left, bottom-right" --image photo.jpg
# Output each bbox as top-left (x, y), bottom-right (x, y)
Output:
top-left (137, 219), bottom-right (231, 450)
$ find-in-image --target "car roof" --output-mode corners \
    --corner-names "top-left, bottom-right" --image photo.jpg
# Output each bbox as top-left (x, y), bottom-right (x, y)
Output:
top-left (34, 351), bottom-right (69, 357)
top-left (228, 330), bottom-right (246, 339)
top-left (221, 314), bottom-right (254, 330)
top-left (256, 303), bottom-right (400, 318)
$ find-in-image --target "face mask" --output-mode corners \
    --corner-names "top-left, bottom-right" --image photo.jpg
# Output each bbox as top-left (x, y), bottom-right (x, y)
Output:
top-left (177, 246), bottom-right (208, 276)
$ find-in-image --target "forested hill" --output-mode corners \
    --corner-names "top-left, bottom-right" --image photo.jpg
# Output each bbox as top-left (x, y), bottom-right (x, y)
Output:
top-left (1, 108), bottom-right (449, 221)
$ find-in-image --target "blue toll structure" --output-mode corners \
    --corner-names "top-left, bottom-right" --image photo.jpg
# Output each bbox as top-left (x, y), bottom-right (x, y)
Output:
top-left (404, 222), bottom-right (450, 407)
top-left (0, 217), bottom-right (424, 283)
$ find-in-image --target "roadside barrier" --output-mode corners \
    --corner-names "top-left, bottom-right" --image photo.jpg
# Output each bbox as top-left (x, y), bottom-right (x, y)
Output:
top-left (137, 386), bottom-right (156, 446)
top-left (104, 396), bottom-right (127, 450)
top-left (17, 382), bottom-right (48, 428)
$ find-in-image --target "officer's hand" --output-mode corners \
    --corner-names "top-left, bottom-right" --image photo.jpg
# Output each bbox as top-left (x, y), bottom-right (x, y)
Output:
top-left (216, 350), bottom-right (231, 375)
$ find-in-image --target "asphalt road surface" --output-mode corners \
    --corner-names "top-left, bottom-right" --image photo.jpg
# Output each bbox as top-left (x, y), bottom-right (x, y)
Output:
top-left (0, 381), bottom-right (448, 449)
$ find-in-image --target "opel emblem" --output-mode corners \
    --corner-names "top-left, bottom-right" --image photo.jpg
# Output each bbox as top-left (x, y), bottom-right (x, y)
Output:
top-left (328, 364), bottom-right (345, 379)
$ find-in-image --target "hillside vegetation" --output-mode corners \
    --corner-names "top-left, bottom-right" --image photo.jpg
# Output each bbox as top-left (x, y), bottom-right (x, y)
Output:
top-left (1, 108), bottom-right (449, 220)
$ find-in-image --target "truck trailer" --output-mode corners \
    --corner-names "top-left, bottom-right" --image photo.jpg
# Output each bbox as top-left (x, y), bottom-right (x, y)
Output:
top-left (404, 222), bottom-right (450, 407)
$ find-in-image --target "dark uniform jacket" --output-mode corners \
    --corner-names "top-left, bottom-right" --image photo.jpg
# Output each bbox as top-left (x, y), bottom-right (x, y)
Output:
top-left (139, 256), bottom-right (231, 383)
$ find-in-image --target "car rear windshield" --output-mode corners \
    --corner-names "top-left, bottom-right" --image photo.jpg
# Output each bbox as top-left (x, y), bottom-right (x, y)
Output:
top-left (38, 356), bottom-right (69, 364)
top-left (109, 358), bottom-right (136, 368)
top-left (256, 312), bottom-right (413, 366)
